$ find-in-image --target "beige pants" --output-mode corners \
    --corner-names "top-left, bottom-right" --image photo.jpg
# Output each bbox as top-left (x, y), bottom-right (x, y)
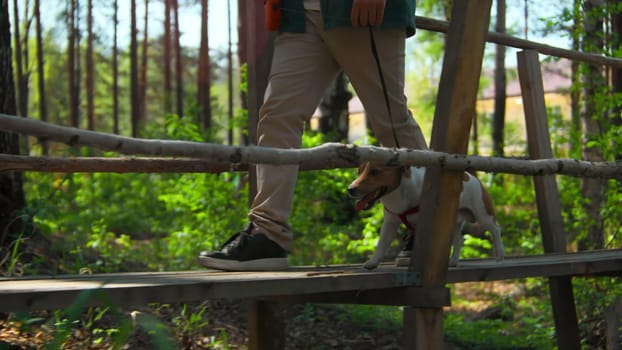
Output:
top-left (249, 11), bottom-right (428, 250)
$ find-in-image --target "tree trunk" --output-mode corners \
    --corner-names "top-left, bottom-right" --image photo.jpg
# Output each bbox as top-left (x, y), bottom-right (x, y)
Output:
top-left (318, 72), bottom-right (351, 142)
top-left (0, 0), bottom-right (26, 247)
top-left (112, 0), bottom-right (119, 134)
top-left (164, 0), bottom-right (172, 113)
top-left (67, 0), bottom-right (79, 128)
top-left (139, 0), bottom-right (149, 126)
top-left (523, 0), bottom-right (528, 39)
top-left (173, 0), bottom-right (184, 118)
top-left (198, 0), bottom-right (212, 130)
top-left (227, 0), bottom-right (233, 144)
top-left (570, 0), bottom-right (582, 155)
top-left (579, 0), bottom-right (606, 250)
top-left (86, 0), bottom-right (94, 131)
top-left (237, 0), bottom-right (248, 145)
top-left (34, 0), bottom-right (48, 154)
top-left (75, 0), bottom-right (81, 127)
top-left (11, 0), bottom-right (30, 155)
top-left (130, 0), bottom-right (139, 137)
top-left (11, 0), bottom-right (27, 120)
top-left (492, 0), bottom-right (506, 157)
top-left (611, 0), bottom-right (622, 161)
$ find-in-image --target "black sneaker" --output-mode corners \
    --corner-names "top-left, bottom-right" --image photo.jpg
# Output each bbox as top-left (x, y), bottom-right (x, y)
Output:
top-left (198, 224), bottom-right (288, 271)
top-left (396, 231), bottom-right (414, 267)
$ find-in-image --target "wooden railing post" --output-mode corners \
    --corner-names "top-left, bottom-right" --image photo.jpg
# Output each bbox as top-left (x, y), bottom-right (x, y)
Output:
top-left (517, 49), bottom-right (580, 350)
top-left (405, 1), bottom-right (492, 348)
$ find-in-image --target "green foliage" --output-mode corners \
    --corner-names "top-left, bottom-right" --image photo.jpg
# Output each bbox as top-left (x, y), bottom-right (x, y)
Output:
top-left (172, 304), bottom-right (209, 338)
top-left (45, 289), bottom-right (135, 349)
top-left (574, 277), bottom-right (622, 349)
top-left (288, 133), bottom-right (371, 265)
top-left (445, 313), bottom-right (555, 350)
top-left (335, 305), bottom-right (402, 331)
top-left (479, 173), bottom-right (543, 256)
top-left (9, 295), bottom-right (247, 349)
top-left (158, 171), bottom-right (248, 269)
top-left (24, 115), bottom-right (249, 273)
top-left (1, 228), bottom-right (27, 276)
top-left (12, 5), bottom-right (622, 344)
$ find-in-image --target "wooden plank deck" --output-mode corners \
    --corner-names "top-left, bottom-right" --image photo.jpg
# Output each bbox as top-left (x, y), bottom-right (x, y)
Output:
top-left (0, 249), bottom-right (619, 313)
top-left (446, 248), bottom-right (621, 283)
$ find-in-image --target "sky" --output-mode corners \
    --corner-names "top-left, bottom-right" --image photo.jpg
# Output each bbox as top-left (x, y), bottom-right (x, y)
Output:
top-left (119, 0), bottom-right (238, 50)
top-left (10, 1), bottom-right (569, 56)
top-left (200, 1), bottom-right (570, 52)
top-left (8, 0), bottom-right (238, 51)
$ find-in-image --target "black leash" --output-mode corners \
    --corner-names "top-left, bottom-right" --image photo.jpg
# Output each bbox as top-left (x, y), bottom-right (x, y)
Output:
top-left (368, 26), bottom-right (401, 149)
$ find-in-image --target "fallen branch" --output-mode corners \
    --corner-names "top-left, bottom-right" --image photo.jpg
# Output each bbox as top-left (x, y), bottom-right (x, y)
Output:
top-left (1, 113), bottom-right (621, 178)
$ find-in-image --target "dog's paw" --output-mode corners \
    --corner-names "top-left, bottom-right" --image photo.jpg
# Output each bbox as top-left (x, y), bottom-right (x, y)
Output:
top-left (363, 259), bottom-right (380, 270)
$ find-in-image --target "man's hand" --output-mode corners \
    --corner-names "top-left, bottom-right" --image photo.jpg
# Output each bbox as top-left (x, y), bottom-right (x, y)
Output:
top-left (351, 0), bottom-right (387, 27)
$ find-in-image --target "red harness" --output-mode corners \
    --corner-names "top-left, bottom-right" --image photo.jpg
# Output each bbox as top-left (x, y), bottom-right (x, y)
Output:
top-left (385, 206), bottom-right (420, 231)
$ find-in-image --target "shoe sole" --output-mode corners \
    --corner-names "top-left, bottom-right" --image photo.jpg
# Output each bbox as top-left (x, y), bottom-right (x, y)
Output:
top-left (198, 256), bottom-right (288, 271)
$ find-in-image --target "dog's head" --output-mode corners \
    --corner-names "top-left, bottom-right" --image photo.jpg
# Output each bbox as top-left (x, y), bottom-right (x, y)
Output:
top-left (347, 163), bottom-right (411, 211)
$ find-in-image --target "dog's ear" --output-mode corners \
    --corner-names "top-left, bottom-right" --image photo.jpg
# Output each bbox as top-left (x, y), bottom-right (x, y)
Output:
top-left (402, 166), bottom-right (411, 178)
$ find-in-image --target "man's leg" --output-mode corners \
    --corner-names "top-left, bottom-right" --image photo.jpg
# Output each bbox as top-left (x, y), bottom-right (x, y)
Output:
top-left (199, 12), bottom-right (339, 270)
top-left (250, 13), bottom-right (341, 251)
top-left (322, 26), bottom-right (428, 150)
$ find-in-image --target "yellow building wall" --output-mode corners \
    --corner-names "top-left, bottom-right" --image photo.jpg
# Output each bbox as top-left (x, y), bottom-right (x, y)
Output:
top-left (475, 92), bottom-right (572, 156)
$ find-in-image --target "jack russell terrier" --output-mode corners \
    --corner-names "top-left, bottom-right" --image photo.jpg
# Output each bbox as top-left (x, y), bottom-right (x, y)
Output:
top-left (347, 163), bottom-right (504, 270)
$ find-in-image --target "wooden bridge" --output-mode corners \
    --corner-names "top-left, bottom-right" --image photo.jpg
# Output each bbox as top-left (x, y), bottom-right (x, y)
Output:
top-left (1, 1), bottom-right (622, 349)
top-left (1, 249), bottom-right (620, 313)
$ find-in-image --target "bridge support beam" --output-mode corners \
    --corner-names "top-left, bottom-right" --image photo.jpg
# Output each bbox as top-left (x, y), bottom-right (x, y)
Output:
top-left (406, 1), bottom-right (493, 348)
top-left (248, 300), bottom-right (285, 350)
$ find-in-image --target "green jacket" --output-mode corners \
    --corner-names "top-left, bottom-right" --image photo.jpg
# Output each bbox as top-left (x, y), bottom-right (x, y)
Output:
top-left (279, 0), bottom-right (416, 37)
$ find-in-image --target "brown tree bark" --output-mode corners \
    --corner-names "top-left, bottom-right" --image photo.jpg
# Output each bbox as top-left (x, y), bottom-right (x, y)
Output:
top-left (570, 0), bottom-right (582, 153)
top-left (130, 0), bottom-right (139, 137)
top-left (34, 0), bottom-right (48, 154)
top-left (318, 72), bottom-right (351, 142)
top-left (11, 0), bottom-right (28, 120)
top-left (67, 0), bottom-right (80, 128)
top-left (86, 0), bottom-right (94, 131)
top-left (523, 0), bottom-right (528, 39)
top-left (0, 0), bottom-right (26, 247)
top-left (112, 0), bottom-right (119, 134)
top-left (198, 0), bottom-right (212, 130)
top-left (139, 0), bottom-right (149, 126)
top-left (492, 0), bottom-right (506, 157)
top-left (164, 0), bottom-right (172, 113)
top-left (227, 0), bottom-right (233, 144)
top-left (611, 0), bottom-right (622, 161)
top-left (172, 0), bottom-right (184, 118)
top-left (237, 0), bottom-right (248, 145)
top-left (580, 0), bottom-right (606, 250)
